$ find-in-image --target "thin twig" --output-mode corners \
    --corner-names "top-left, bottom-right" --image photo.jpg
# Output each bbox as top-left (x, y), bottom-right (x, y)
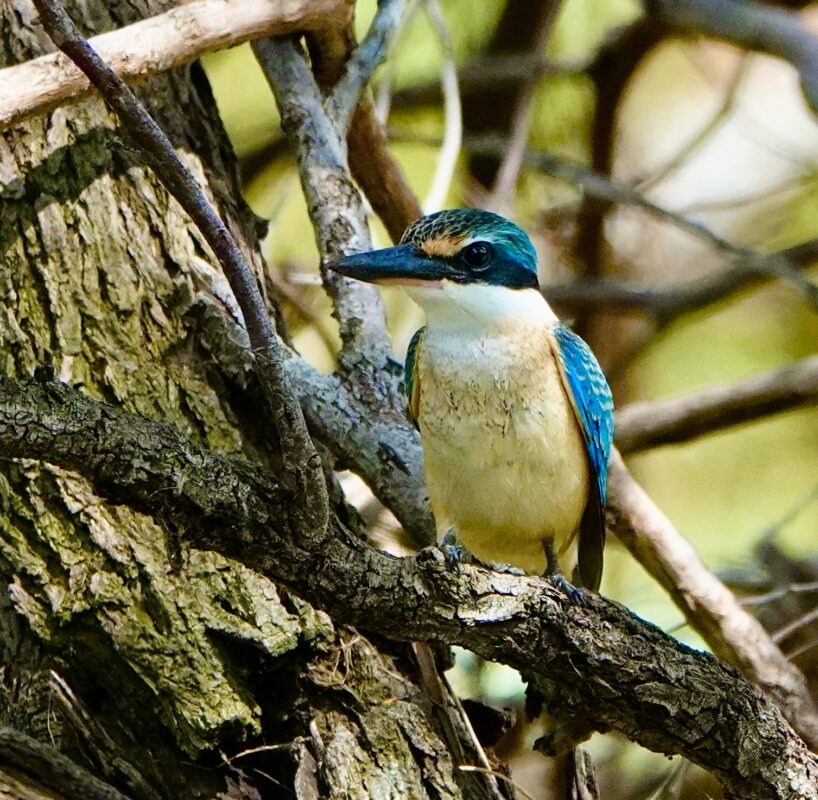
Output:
top-left (615, 355), bottom-right (818, 454)
top-left (741, 581), bottom-right (818, 608)
top-left (422, 0), bottom-right (462, 213)
top-left (326, 0), bottom-right (407, 131)
top-left (773, 607), bottom-right (818, 644)
top-left (31, 0), bottom-right (328, 533)
top-left (636, 53), bottom-right (750, 192)
top-left (786, 638), bottom-right (818, 662)
top-left (485, 3), bottom-right (561, 215)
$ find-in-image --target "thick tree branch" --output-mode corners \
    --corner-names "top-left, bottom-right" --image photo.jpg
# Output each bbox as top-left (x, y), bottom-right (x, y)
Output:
top-left (32, 0), bottom-right (328, 533)
top-left (318, 80), bottom-right (818, 749)
top-left (0, 374), bottom-right (813, 800)
top-left (615, 355), bottom-right (818, 453)
top-left (0, 0), bottom-right (349, 131)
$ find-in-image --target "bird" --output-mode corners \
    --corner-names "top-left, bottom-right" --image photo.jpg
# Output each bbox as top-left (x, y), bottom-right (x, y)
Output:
top-left (331, 209), bottom-right (614, 590)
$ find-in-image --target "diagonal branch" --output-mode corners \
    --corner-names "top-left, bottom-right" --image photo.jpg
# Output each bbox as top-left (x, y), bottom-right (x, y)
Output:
top-left (255, 36), bottom-right (393, 367)
top-left (615, 355), bottom-right (818, 453)
top-left (0, 0), bottom-right (350, 130)
top-left (607, 449), bottom-right (818, 748)
top-left (543, 235), bottom-right (818, 320)
top-left (0, 373), bottom-right (813, 800)
top-left (325, 0), bottom-right (407, 131)
top-left (0, 722), bottom-right (129, 800)
top-left (646, 0), bottom-right (818, 114)
top-left (31, 0), bottom-right (327, 533)
top-left (324, 101), bottom-right (818, 750)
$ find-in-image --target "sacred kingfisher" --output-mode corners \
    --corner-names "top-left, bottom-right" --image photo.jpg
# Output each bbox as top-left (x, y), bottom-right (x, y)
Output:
top-left (332, 209), bottom-right (614, 590)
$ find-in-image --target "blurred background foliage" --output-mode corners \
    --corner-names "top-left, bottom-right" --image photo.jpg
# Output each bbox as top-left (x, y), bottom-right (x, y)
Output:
top-left (201, 1), bottom-right (818, 796)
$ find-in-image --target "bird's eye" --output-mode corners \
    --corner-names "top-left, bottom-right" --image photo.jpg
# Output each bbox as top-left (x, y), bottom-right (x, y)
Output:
top-left (461, 242), bottom-right (492, 270)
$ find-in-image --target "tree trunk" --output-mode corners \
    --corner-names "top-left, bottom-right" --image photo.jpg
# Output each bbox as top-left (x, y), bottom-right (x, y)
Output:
top-left (0, 3), bottom-right (476, 797)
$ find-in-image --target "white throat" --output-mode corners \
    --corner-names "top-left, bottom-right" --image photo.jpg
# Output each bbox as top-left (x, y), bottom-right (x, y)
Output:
top-left (405, 282), bottom-right (556, 334)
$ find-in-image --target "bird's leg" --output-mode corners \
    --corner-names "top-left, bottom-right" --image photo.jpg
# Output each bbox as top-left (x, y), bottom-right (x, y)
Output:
top-left (543, 540), bottom-right (583, 602)
top-left (440, 529), bottom-right (470, 572)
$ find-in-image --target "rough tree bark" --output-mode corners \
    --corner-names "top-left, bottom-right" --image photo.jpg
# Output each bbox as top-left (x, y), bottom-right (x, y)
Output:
top-left (0, 2), bottom-right (480, 798)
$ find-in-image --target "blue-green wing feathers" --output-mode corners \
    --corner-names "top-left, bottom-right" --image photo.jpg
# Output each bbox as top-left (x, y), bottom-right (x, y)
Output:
top-left (552, 324), bottom-right (615, 590)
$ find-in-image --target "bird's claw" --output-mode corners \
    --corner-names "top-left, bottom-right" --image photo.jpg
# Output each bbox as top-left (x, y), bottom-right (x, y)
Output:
top-left (548, 573), bottom-right (585, 605)
top-left (442, 542), bottom-right (469, 572)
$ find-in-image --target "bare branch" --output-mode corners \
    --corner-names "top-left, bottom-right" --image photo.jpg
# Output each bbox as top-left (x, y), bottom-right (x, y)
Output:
top-left (485, 3), bottom-right (561, 215)
top-left (0, 0), bottom-right (349, 130)
top-left (421, 0), bottom-right (462, 213)
top-left (348, 102), bottom-right (423, 242)
top-left (0, 374), bottom-right (815, 800)
top-left (304, 80), bottom-right (818, 747)
top-left (607, 450), bottom-right (818, 748)
top-left (325, 0), bottom-right (407, 131)
top-left (544, 237), bottom-right (818, 319)
top-left (647, 0), bottom-right (818, 114)
top-left (615, 355), bottom-right (818, 453)
top-left (31, 0), bottom-right (327, 533)
top-left (255, 36), bottom-right (393, 365)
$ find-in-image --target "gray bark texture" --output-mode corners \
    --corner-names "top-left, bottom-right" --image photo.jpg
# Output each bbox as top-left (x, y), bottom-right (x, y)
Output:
top-left (0, 2), bottom-right (475, 797)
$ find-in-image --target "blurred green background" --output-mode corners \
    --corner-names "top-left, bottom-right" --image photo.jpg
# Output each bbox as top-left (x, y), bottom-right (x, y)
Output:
top-left (201, 1), bottom-right (818, 795)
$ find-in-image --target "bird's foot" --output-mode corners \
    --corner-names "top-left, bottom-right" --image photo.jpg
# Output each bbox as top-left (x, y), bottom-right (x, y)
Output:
top-left (542, 539), bottom-right (585, 604)
top-left (547, 573), bottom-right (585, 604)
top-left (442, 542), bottom-right (470, 572)
top-left (440, 530), bottom-right (470, 572)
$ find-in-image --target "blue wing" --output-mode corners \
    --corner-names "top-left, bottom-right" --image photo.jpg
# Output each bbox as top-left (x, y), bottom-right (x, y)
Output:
top-left (404, 327), bottom-right (425, 427)
top-left (552, 324), bottom-right (615, 589)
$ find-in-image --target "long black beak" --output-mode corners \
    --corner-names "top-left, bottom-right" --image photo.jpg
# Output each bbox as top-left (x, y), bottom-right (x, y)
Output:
top-left (330, 244), bottom-right (448, 285)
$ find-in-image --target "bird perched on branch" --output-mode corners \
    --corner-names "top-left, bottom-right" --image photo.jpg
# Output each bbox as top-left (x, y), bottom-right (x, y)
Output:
top-left (332, 209), bottom-right (614, 590)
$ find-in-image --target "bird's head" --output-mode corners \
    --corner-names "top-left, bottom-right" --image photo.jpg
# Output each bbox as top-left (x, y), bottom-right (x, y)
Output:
top-left (331, 209), bottom-right (545, 328)
top-left (332, 209), bottom-right (539, 291)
